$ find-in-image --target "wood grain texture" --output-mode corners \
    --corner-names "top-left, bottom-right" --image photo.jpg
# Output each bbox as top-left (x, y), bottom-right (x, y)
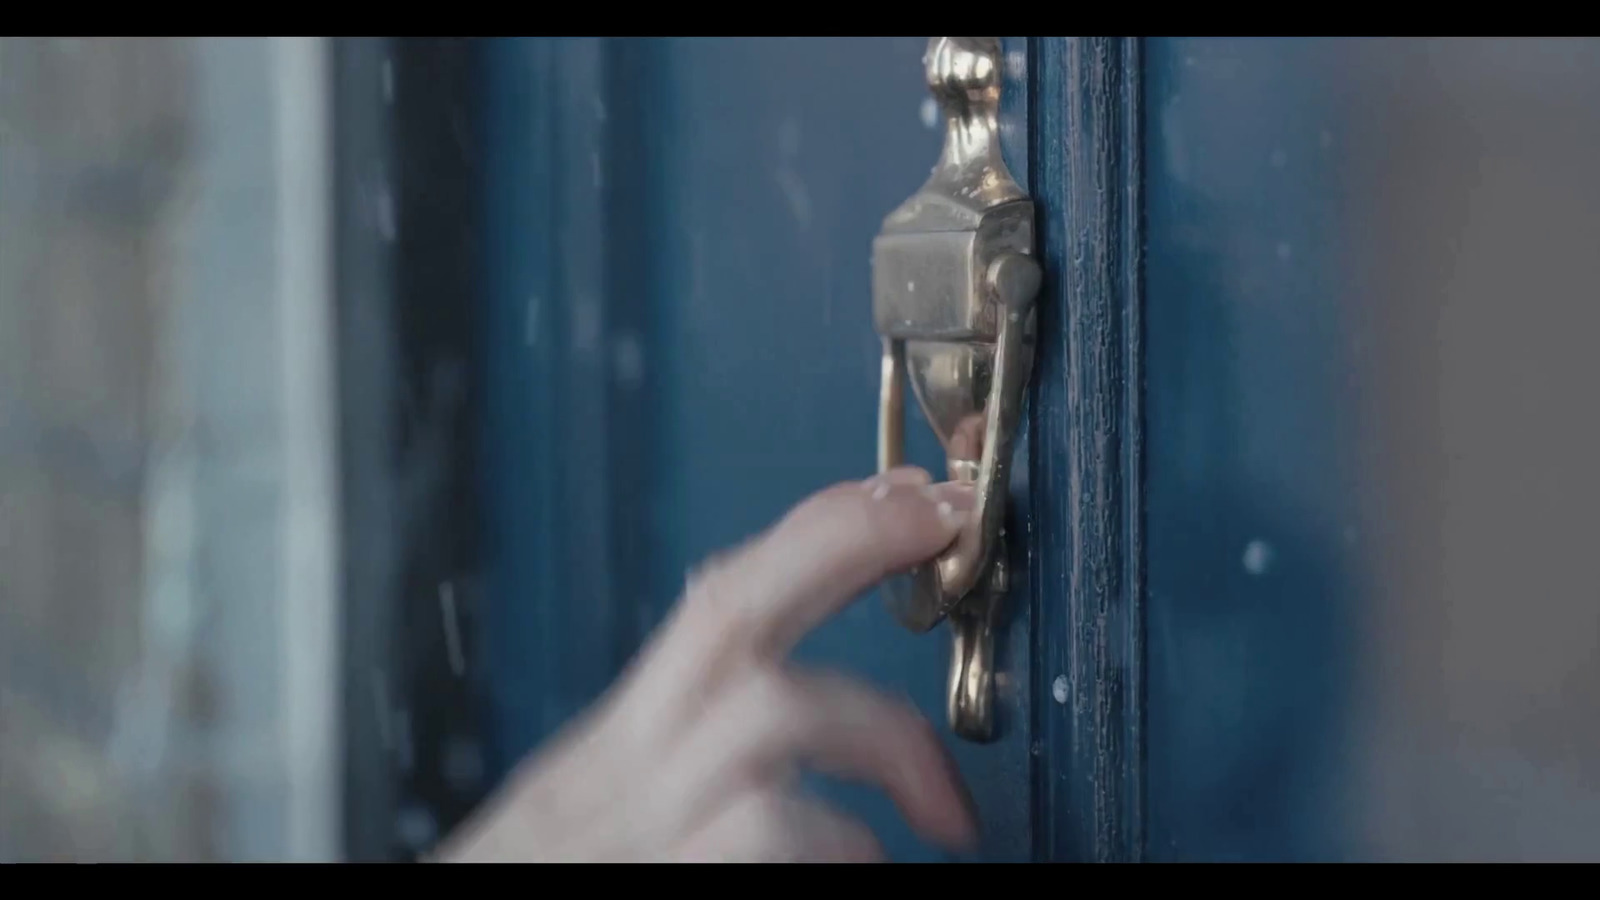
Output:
top-left (1027, 36), bottom-right (1145, 863)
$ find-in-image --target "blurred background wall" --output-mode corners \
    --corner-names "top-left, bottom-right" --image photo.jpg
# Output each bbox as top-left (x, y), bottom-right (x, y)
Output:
top-left (0, 36), bottom-right (338, 862)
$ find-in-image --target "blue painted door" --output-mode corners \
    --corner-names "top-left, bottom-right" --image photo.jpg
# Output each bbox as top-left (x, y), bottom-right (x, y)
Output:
top-left (480, 37), bottom-right (1049, 863)
top-left (479, 36), bottom-right (1600, 863)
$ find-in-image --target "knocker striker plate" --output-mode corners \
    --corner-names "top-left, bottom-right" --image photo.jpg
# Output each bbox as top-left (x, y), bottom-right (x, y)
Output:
top-left (870, 37), bottom-right (1040, 743)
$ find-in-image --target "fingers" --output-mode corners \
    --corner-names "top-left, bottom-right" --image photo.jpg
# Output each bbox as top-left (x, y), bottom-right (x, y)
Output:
top-left (624, 466), bottom-right (973, 744)
top-left (782, 669), bottom-right (978, 850)
top-left (678, 467), bottom-right (975, 658)
top-left (667, 665), bottom-right (978, 852)
top-left (675, 788), bottom-right (886, 863)
top-left (596, 470), bottom-right (980, 861)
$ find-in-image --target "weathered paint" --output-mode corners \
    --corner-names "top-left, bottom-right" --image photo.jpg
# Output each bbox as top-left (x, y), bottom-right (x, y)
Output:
top-left (1026, 36), bottom-right (1146, 863)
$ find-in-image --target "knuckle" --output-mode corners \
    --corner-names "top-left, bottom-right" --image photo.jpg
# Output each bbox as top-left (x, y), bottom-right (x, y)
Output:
top-left (734, 664), bottom-right (798, 720)
top-left (681, 548), bottom-right (749, 630)
top-left (801, 498), bottom-right (882, 557)
top-left (789, 480), bottom-right (876, 527)
top-left (715, 664), bottom-right (807, 755)
top-left (682, 560), bottom-right (725, 618)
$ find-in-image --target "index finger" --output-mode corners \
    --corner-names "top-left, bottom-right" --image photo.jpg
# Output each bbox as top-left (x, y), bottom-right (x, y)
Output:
top-left (680, 468), bottom-right (974, 658)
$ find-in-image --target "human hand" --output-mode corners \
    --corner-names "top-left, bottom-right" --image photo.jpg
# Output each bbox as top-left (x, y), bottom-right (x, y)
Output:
top-left (435, 466), bottom-right (979, 862)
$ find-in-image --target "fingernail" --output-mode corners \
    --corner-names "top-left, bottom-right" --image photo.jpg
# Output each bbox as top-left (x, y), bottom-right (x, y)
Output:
top-left (861, 475), bottom-right (897, 501)
top-left (923, 483), bottom-right (974, 527)
top-left (936, 500), bottom-right (968, 529)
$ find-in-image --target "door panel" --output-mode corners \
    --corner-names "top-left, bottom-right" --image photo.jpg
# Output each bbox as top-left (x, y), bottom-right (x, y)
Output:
top-left (481, 36), bottom-right (1039, 862)
top-left (1146, 37), bottom-right (1600, 861)
top-left (632, 37), bottom-right (1035, 862)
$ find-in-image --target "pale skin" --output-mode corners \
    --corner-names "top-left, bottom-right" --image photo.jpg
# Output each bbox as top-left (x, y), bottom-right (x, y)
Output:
top-left (434, 465), bottom-right (981, 863)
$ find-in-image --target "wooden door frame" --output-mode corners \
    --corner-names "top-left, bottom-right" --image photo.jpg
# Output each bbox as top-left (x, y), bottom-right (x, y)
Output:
top-left (1025, 36), bottom-right (1147, 864)
top-left (332, 37), bottom-right (489, 862)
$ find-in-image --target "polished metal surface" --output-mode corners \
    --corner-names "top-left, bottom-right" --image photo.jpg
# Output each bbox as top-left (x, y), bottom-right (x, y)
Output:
top-left (871, 37), bottom-right (1040, 742)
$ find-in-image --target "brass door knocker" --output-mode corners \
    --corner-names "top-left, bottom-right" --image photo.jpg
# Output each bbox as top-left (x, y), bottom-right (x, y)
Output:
top-left (871, 36), bottom-right (1041, 743)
